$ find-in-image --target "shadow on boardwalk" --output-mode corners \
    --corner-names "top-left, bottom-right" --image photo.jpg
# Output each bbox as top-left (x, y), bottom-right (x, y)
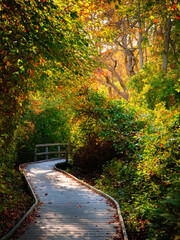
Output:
top-left (13, 160), bottom-right (123, 240)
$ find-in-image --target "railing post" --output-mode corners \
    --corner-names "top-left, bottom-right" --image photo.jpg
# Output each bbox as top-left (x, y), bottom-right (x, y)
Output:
top-left (34, 146), bottom-right (37, 161)
top-left (45, 146), bottom-right (48, 160)
top-left (58, 145), bottom-right (60, 159)
top-left (34, 143), bottom-right (70, 162)
top-left (65, 145), bottom-right (68, 164)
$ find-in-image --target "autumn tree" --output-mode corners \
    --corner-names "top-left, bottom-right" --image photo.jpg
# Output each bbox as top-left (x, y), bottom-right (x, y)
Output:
top-left (82, 0), bottom-right (179, 101)
top-left (0, 0), bottom-right (95, 149)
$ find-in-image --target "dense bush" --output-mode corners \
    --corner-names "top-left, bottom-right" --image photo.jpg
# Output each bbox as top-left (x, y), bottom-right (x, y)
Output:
top-left (0, 136), bottom-right (34, 238)
top-left (149, 183), bottom-right (180, 240)
top-left (130, 63), bottom-right (180, 109)
top-left (0, 166), bottom-right (33, 238)
top-left (71, 89), bottom-right (145, 170)
top-left (92, 103), bottom-right (180, 239)
top-left (73, 137), bottom-right (118, 170)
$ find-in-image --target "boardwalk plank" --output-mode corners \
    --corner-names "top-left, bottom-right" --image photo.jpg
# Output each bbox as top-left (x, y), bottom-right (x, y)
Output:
top-left (17, 160), bottom-right (122, 240)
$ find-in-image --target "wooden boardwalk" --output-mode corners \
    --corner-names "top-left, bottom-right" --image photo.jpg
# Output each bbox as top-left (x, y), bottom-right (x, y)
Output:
top-left (17, 160), bottom-right (123, 240)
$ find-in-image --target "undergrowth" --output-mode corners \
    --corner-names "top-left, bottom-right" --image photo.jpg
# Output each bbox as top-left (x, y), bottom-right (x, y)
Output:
top-left (0, 166), bottom-right (34, 238)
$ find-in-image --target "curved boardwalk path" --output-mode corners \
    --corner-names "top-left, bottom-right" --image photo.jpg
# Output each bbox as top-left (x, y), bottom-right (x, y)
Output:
top-left (18, 160), bottom-right (123, 240)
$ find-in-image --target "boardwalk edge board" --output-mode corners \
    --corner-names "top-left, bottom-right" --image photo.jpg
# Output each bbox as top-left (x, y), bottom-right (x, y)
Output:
top-left (54, 163), bottom-right (128, 240)
top-left (1, 159), bottom-right (61, 240)
top-left (1, 159), bottom-right (128, 240)
top-left (0, 165), bottom-right (38, 240)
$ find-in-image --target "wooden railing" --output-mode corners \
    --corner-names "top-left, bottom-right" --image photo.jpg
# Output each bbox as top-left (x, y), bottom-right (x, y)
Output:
top-left (34, 143), bottom-right (70, 163)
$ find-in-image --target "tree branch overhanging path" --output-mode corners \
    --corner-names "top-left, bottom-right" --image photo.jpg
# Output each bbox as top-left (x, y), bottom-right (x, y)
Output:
top-left (15, 160), bottom-right (125, 240)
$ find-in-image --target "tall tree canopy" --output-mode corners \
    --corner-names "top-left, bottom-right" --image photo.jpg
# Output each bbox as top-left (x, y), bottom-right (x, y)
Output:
top-left (0, 0), bottom-right (95, 146)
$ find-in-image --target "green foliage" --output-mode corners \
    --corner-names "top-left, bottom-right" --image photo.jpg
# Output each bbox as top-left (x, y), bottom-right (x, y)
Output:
top-left (71, 89), bottom-right (144, 169)
top-left (0, 0), bottom-right (95, 150)
top-left (0, 144), bottom-right (33, 237)
top-left (92, 103), bottom-right (179, 239)
top-left (149, 183), bottom-right (180, 240)
top-left (130, 63), bottom-right (180, 109)
top-left (16, 103), bottom-right (70, 164)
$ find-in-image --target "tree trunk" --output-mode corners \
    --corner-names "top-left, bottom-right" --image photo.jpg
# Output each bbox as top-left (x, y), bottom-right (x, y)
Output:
top-left (122, 34), bottom-right (130, 76)
top-left (137, 2), bottom-right (143, 69)
top-left (145, 48), bottom-right (147, 63)
top-left (122, 36), bottom-right (136, 76)
top-left (163, 17), bottom-right (172, 71)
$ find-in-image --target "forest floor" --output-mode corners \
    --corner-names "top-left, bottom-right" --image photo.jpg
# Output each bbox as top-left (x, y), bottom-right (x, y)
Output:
top-left (0, 168), bottom-right (34, 238)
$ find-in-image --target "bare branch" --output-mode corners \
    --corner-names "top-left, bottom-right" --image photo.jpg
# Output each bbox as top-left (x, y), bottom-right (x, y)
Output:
top-left (96, 69), bottom-right (129, 101)
top-left (104, 75), bottom-right (129, 101)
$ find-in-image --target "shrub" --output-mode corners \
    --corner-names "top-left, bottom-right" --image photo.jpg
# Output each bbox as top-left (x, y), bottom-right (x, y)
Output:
top-left (149, 182), bottom-right (180, 240)
top-left (73, 136), bottom-right (118, 170)
top-left (93, 103), bottom-right (179, 239)
top-left (71, 89), bottom-right (144, 169)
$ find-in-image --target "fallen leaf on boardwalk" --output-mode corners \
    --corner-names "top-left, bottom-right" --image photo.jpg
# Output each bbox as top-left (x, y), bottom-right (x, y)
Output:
top-left (113, 235), bottom-right (123, 240)
top-left (45, 193), bottom-right (48, 196)
top-left (48, 202), bottom-right (52, 204)
top-left (105, 199), bottom-right (116, 209)
top-left (108, 220), bottom-right (116, 224)
top-left (107, 209), bottom-right (113, 212)
top-left (77, 205), bottom-right (82, 208)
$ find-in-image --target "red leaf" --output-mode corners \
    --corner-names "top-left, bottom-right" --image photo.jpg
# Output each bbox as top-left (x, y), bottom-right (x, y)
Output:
top-left (175, 15), bottom-right (180, 19)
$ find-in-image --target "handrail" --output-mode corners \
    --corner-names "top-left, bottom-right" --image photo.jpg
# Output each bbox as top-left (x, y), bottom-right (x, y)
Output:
top-left (35, 143), bottom-right (69, 147)
top-left (34, 143), bottom-right (70, 163)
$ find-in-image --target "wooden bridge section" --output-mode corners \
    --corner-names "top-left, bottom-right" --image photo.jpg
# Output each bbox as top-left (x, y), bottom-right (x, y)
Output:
top-left (17, 160), bottom-right (123, 240)
top-left (34, 143), bottom-right (70, 163)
